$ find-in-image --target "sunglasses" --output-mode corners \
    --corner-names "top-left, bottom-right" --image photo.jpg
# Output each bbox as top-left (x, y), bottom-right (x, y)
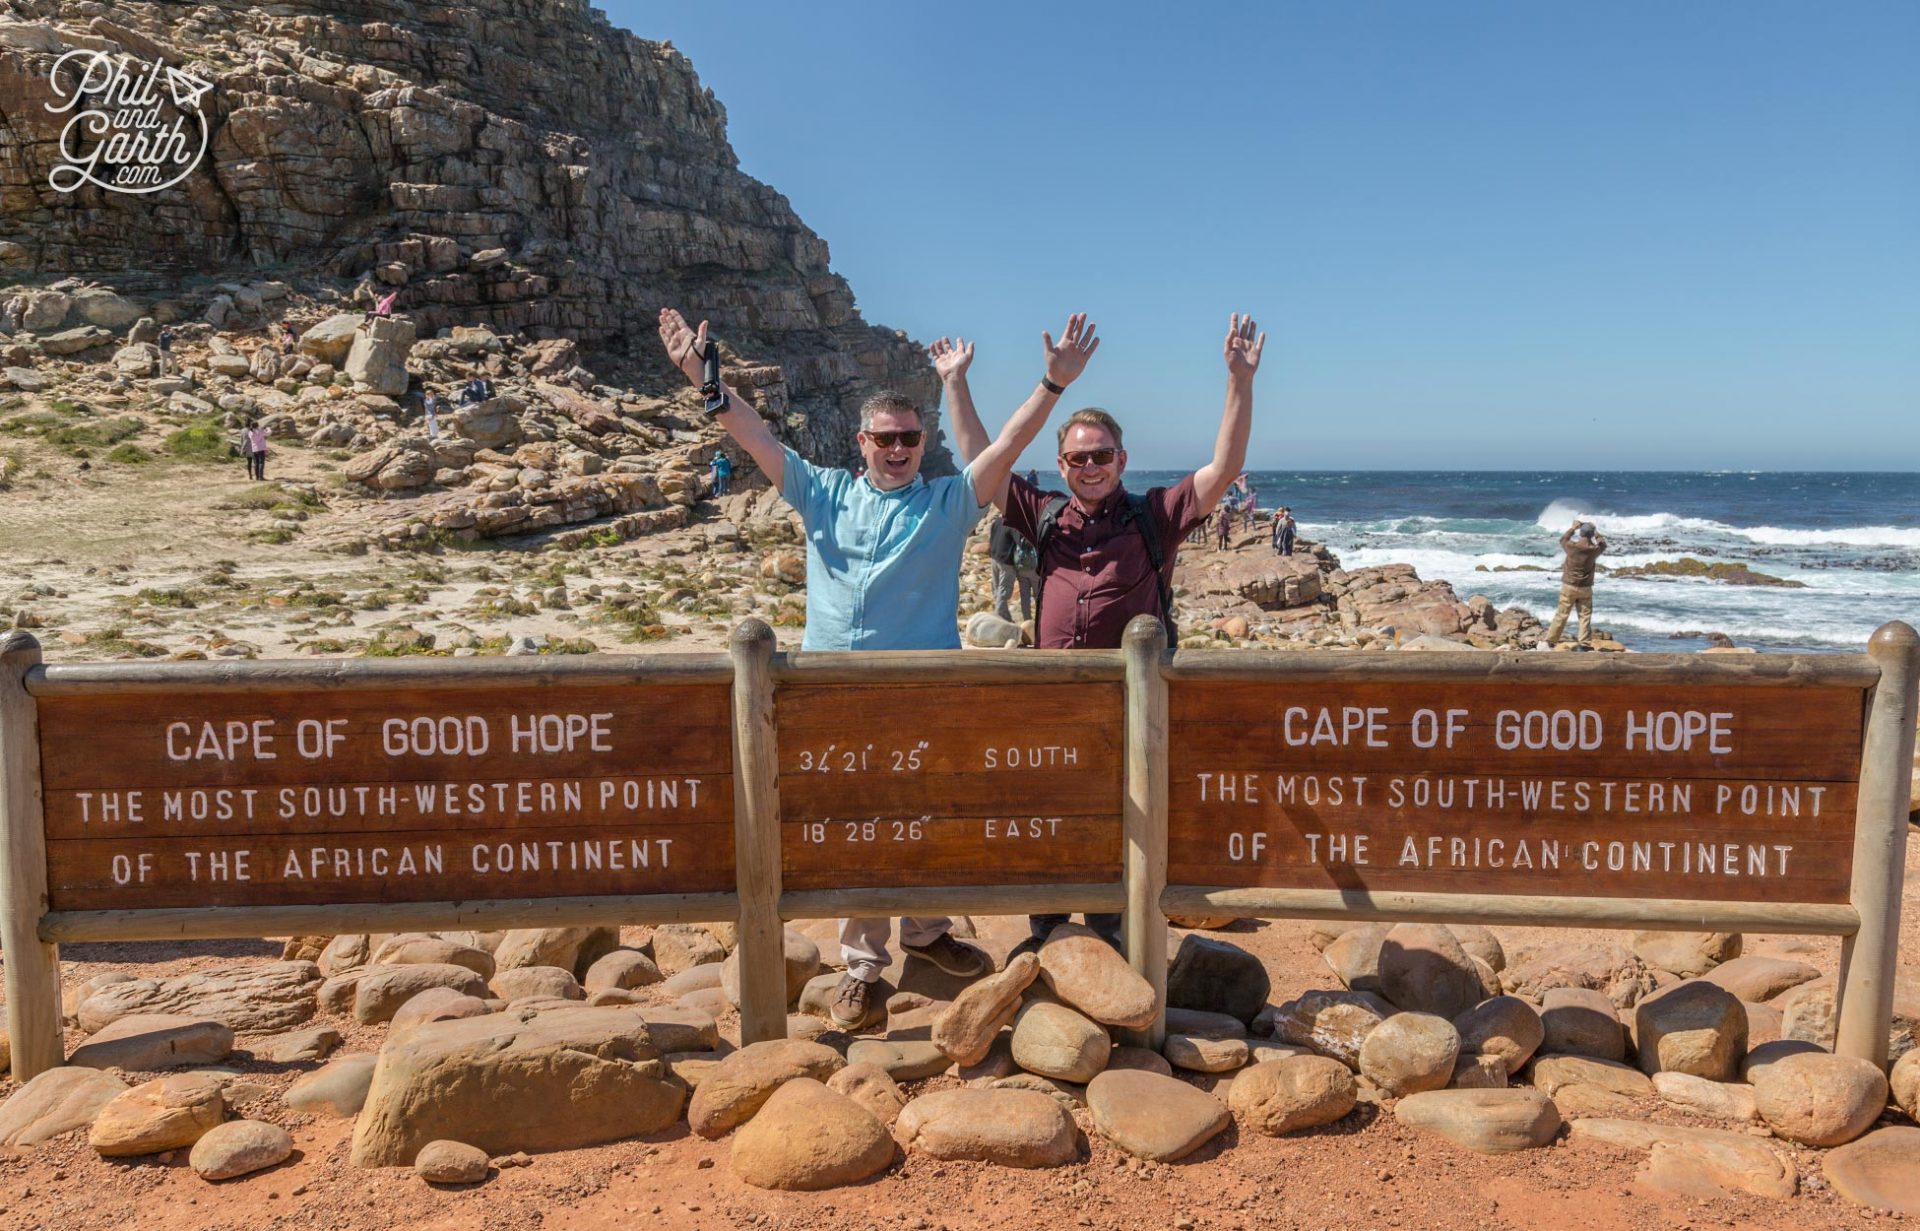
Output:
top-left (865, 430), bottom-right (923, 448)
top-left (1061, 448), bottom-right (1119, 469)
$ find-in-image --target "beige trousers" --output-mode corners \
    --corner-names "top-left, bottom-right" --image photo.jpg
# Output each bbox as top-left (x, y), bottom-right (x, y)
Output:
top-left (1544, 584), bottom-right (1594, 644)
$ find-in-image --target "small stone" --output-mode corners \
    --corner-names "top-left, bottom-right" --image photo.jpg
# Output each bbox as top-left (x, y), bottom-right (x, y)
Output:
top-left (353, 963), bottom-right (490, 1024)
top-left (933, 952), bottom-right (1038, 1066)
top-left (1750, 1051), bottom-right (1887, 1147)
top-left (1106, 1046), bottom-right (1173, 1077)
top-left (846, 1039), bottom-right (952, 1082)
top-left (650, 924), bottom-right (729, 976)
top-left (1011, 1001), bottom-right (1110, 1084)
top-left (826, 1064), bottom-right (906, 1126)
top-left (1453, 996), bottom-right (1542, 1073)
top-left (1394, 1088), bottom-right (1561, 1153)
top-left (1228, 1056), bottom-right (1356, 1136)
top-left (1644, 1136), bottom-right (1794, 1200)
top-left (1163, 1034), bottom-right (1249, 1074)
top-left (489, 966), bottom-right (583, 1003)
top-left (388, 987), bottom-right (490, 1035)
top-left (1824, 1127), bottom-right (1920, 1214)
top-left (991, 1073), bottom-right (1085, 1109)
top-left (1165, 934), bottom-right (1270, 1025)
top-left (415, 1140), bottom-right (490, 1185)
top-left (0, 1067), bottom-right (130, 1147)
top-left (1448, 1052), bottom-right (1509, 1089)
top-left (1086, 1070), bottom-right (1229, 1162)
top-left (250, 1026), bottom-right (341, 1064)
top-left (88, 1074), bottom-right (225, 1157)
top-left (190, 1120), bottom-right (293, 1180)
top-left (582, 950), bottom-right (662, 994)
top-left (1263, 990), bottom-right (1395, 1069)
top-left (1740, 1038), bottom-right (1826, 1082)
top-left (1164, 1007), bottom-right (1246, 1040)
top-left (1701, 955), bottom-right (1820, 1003)
top-left (68, 1015), bottom-right (234, 1072)
top-left (1629, 931), bottom-right (1742, 978)
top-left (1360, 1012), bottom-right (1461, 1098)
top-left (1037, 924), bottom-right (1156, 1029)
top-left (895, 1088), bottom-right (1079, 1167)
top-left (1378, 924), bottom-right (1484, 1020)
top-left (1891, 1048), bottom-right (1920, 1119)
top-left (729, 1079), bottom-right (894, 1190)
top-left (1321, 924), bottom-right (1389, 995)
top-left (1528, 1055), bottom-right (1654, 1100)
top-left (284, 1053), bottom-right (377, 1118)
top-left (1633, 980), bottom-right (1746, 1080)
top-left (1539, 987), bottom-right (1626, 1061)
top-left (1652, 1071), bottom-right (1758, 1122)
top-left (688, 1039), bottom-right (845, 1139)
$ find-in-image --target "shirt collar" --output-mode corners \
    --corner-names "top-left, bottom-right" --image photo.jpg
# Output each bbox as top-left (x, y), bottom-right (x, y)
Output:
top-left (860, 471), bottom-right (925, 497)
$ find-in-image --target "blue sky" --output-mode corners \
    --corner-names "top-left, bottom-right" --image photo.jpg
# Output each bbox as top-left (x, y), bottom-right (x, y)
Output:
top-left (611, 2), bottom-right (1919, 470)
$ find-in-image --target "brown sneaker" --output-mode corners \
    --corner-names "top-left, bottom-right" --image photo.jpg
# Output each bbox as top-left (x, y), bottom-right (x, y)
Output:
top-left (901, 933), bottom-right (989, 978)
top-left (828, 974), bottom-right (877, 1030)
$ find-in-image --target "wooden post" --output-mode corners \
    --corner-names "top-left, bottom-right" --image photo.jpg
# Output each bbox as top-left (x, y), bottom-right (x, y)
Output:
top-left (0, 631), bottom-right (62, 1078)
top-left (1835, 620), bottom-right (1919, 1068)
top-left (1121, 615), bottom-right (1169, 1049)
top-left (730, 619), bottom-right (786, 1044)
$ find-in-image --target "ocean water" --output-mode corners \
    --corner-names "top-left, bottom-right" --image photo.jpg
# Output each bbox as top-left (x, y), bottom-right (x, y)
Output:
top-left (1125, 470), bottom-right (1920, 653)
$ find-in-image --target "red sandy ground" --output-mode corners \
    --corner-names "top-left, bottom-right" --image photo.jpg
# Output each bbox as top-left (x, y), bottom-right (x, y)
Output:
top-left (3, 841), bottom-right (1916, 1231)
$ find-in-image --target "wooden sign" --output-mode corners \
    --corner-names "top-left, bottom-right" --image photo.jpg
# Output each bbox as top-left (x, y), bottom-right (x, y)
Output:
top-left (35, 683), bottom-right (736, 909)
top-left (1167, 681), bottom-right (1864, 903)
top-left (776, 682), bottom-right (1124, 890)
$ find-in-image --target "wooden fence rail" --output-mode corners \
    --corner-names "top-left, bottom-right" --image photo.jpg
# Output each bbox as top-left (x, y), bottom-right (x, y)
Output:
top-left (2, 617), bottom-right (1913, 1081)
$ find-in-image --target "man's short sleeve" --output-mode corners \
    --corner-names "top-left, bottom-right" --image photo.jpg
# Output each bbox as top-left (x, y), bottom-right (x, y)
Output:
top-left (778, 445), bottom-right (826, 526)
top-left (1002, 473), bottom-right (1053, 543)
top-left (1155, 474), bottom-right (1207, 541)
top-left (940, 460), bottom-right (990, 531)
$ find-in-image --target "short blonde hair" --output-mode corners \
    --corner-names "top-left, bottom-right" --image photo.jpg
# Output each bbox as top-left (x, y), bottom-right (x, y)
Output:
top-left (1056, 408), bottom-right (1123, 452)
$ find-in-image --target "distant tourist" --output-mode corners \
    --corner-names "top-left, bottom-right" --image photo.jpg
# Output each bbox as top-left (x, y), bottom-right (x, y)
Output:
top-left (1272, 505), bottom-right (1296, 556)
top-left (422, 391), bottom-right (441, 440)
top-left (363, 289), bottom-right (399, 323)
top-left (987, 513), bottom-right (1039, 623)
top-left (243, 420), bottom-right (269, 481)
top-left (1544, 519), bottom-right (1608, 646)
top-left (940, 313), bottom-right (1266, 951)
top-left (155, 327), bottom-right (175, 376)
top-left (661, 305), bottom-right (1100, 1029)
top-left (459, 377), bottom-right (491, 405)
top-left (1215, 501), bottom-right (1232, 550)
top-left (279, 320), bottom-right (297, 348)
top-left (710, 449), bottom-right (732, 497)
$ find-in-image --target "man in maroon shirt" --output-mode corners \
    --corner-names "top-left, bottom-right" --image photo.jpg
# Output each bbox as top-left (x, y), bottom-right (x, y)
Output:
top-left (936, 313), bottom-right (1267, 946)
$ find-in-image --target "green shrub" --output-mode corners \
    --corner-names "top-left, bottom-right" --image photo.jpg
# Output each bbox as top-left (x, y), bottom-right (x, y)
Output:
top-left (107, 443), bottom-right (153, 464)
top-left (165, 419), bottom-right (233, 462)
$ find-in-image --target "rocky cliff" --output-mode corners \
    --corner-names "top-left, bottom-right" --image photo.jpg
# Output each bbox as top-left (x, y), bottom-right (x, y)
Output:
top-left (0, 0), bottom-right (946, 471)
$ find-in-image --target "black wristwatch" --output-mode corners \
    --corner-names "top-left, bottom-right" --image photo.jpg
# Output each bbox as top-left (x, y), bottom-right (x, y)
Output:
top-left (1041, 376), bottom-right (1066, 396)
top-left (699, 341), bottom-right (727, 415)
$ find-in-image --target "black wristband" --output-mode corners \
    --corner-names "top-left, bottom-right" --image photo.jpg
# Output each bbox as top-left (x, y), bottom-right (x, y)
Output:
top-left (1041, 376), bottom-right (1066, 396)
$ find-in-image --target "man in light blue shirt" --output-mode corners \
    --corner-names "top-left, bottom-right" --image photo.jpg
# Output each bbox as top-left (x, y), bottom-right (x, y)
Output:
top-left (659, 307), bottom-right (1100, 1027)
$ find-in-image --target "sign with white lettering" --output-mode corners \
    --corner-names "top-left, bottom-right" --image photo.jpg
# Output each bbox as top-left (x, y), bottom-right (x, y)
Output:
top-left (776, 682), bottom-right (1124, 890)
top-left (1166, 682), bottom-right (1863, 903)
top-left (36, 685), bottom-right (735, 909)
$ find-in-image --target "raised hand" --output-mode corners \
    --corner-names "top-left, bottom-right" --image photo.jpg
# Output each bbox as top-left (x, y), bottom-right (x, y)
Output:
top-left (929, 336), bottom-right (974, 382)
top-left (657, 307), bottom-right (709, 385)
top-left (1041, 312), bottom-right (1100, 388)
top-left (1224, 312), bottom-right (1266, 380)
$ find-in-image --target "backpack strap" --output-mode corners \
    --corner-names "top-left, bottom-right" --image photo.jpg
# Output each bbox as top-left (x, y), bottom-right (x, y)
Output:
top-left (1030, 496), bottom-right (1072, 638)
top-left (1115, 491), bottom-right (1175, 637)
